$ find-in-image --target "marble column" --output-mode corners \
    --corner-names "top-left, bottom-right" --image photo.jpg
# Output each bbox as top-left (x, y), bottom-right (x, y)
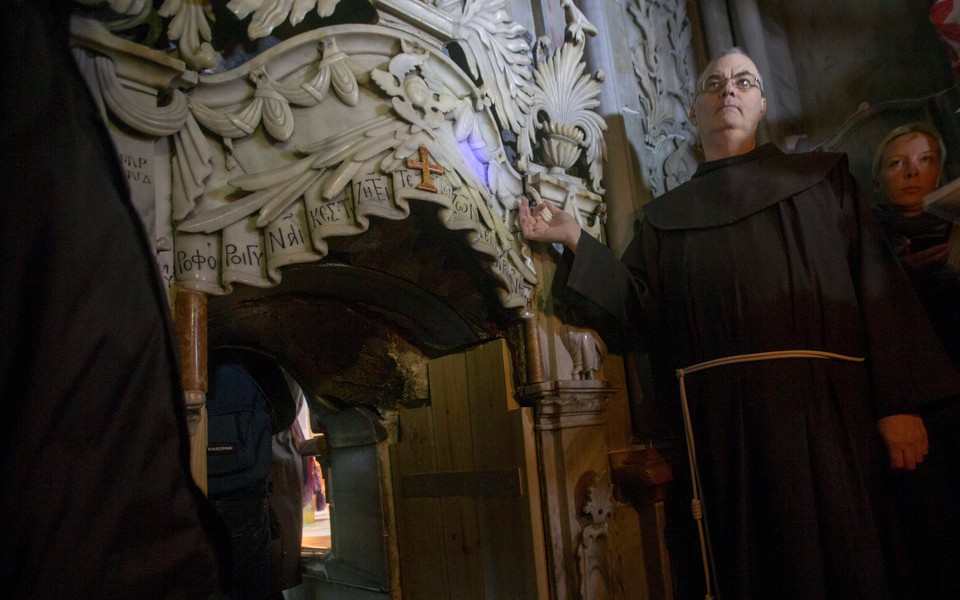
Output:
top-left (175, 288), bottom-right (209, 491)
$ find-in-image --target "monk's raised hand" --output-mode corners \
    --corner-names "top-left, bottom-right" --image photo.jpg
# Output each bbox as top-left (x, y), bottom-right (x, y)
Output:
top-left (518, 201), bottom-right (582, 251)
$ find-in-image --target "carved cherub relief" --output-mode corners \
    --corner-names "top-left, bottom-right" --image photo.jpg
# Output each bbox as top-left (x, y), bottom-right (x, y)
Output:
top-left (370, 42), bottom-right (459, 132)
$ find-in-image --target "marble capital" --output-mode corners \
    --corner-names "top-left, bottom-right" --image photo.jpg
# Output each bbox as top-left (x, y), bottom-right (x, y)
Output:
top-left (517, 379), bottom-right (618, 430)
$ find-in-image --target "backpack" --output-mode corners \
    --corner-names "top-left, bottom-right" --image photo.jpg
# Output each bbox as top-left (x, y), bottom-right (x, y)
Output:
top-left (206, 358), bottom-right (275, 498)
top-left (206, 350), bottom-right (298, 598)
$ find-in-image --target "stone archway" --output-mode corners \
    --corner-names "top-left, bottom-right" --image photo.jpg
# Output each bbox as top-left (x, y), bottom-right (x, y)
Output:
top-left (67, 1), bottom-right (629, 597)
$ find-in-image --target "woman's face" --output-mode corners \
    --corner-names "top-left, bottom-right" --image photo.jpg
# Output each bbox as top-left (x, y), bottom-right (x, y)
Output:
top-left (876, 132), bottom-right (942, 215)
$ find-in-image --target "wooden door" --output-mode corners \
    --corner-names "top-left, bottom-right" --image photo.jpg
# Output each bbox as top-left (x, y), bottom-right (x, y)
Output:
top-left (390, 339), bottom-right (548, 600)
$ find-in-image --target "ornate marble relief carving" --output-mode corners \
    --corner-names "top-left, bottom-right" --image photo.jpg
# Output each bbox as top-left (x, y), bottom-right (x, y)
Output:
top-left (226, 0), bottom-right (345, 39)
top-left (441, 0), bottom-right (535, 137)
top-left (519, 5), bottom-right (607, 243)
top-left (626, 0), bottom-right (698, 197)
top-left (561, 0), bottom-right (598, 45)
top-left (517, 378), bottom-right (619, 598)
top-left (171, 35), bottom-right (530, 306)
top-left (560, 324), bottom-right (607, 380)
top-left (521, 33), bottom-right (605, 192)
top-left (74, 50), bottom-right (189, 138)
top-left (530, 381), bottom-right (613, 426)
top-left (577, 471), bottom-right (615, 600)
top-left (157, 0), bottom-right (217, 69)
top-left (71, 0), bottom-right (610, 313)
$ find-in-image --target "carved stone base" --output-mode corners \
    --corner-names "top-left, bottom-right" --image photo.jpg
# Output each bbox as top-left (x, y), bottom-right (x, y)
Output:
top-left (518, 379), bottom-right (619, 600)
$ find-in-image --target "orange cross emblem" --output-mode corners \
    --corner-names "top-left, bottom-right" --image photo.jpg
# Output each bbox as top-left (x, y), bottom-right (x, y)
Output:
top-left (405, 146), bottom-right (444, 193)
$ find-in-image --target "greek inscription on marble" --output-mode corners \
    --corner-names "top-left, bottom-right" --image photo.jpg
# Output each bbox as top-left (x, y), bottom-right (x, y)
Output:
top-left (267, 216), bottom-right (306, 254)
top-left (496, 254), bottom-right (526, 296)
top-left (477, 227), bottom-right (495, 247)
top-left (396, 168), bottom-right (421, 190)
top-left (120, 153), bottom-right (152, 185)
top-left (434, 175), bottom-right (454, 198)
top-left (159, 261), bottom-right (175, 288)
top-left (310, 192), bottom-right (356, 226)
top-left (452, 191), bottom-right (480, 222)
top-left (176, 243), bottom-right (218, 273)
top-left (225, 243), bottom-right (263, 267)
top-left (353, 174), bottom-right (390, 206)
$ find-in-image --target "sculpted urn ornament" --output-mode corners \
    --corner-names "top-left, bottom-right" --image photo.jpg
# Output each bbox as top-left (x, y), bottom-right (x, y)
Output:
top-left (521, 32), bottom-right (607, 193)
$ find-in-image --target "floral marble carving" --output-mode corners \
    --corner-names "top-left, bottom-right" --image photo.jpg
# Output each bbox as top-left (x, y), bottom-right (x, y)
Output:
top-left (520, 33), bottom-right (606, 193)
top-left (577, 471), bottom-right (615, 600)
top-left (627, 0), bottom-right (698, 196)
top-left (157, 0), bottom-right (217, 70)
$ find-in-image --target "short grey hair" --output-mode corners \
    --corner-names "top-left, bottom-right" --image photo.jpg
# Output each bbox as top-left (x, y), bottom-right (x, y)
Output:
top-left (872, 122), bottom-right (947, 181)
top-left (697, 47), bottom-right (764, 96)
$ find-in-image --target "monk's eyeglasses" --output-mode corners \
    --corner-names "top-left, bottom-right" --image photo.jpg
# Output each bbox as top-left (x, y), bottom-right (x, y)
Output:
top-left (697, 73), bottom-right (764, 95)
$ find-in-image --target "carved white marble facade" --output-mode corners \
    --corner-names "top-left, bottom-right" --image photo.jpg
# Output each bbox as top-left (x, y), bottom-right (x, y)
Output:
top-left (66, 1), bottom-right (645, 599)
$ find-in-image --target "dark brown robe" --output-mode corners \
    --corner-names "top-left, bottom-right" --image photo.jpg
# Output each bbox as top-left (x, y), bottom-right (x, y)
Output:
top-left (565, 143), bottom-right (960, 599)
top-left (0, 2), bottom-right (229, 597)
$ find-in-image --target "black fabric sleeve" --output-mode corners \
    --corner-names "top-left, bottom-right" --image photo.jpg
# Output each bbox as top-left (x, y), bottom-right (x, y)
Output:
top-left (557, 230), bottom-right (657, 352)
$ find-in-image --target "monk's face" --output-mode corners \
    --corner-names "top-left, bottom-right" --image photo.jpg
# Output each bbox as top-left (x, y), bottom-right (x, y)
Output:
top-left (690, 53), bottom-right (767, 146)
top-left (875, 132), bottom-right (941, 214)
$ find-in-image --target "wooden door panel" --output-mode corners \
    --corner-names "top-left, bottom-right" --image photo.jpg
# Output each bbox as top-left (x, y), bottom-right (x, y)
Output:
top-left (392, 406), bottom-right (449, 599)
top-left (392, 339), bottom-right (544, 600)
top-left (431, 351), bottom-right (484, 599)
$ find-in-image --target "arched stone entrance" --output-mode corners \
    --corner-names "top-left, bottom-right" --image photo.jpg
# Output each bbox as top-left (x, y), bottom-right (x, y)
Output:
top-left (68, 1), bottom-right (629, 597)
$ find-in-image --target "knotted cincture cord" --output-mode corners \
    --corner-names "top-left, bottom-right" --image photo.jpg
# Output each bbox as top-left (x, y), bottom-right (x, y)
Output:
top-left (675, 350), bottom-right (865, 600)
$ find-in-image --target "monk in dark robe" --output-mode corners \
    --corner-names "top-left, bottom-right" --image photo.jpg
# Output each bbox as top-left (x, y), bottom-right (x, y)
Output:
top-left (520, 49), bottom-right (960, 600)
top-left (0, 2), bottom-right (229, 597)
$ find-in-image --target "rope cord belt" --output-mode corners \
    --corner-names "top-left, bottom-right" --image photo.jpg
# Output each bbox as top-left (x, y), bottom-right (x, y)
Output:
top-left (674, 350), bottom-right (865, 600)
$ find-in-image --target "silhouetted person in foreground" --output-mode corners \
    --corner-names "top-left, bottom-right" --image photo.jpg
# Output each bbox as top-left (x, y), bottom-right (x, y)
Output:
top-left (0, 2), bottom-right (229, 597)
